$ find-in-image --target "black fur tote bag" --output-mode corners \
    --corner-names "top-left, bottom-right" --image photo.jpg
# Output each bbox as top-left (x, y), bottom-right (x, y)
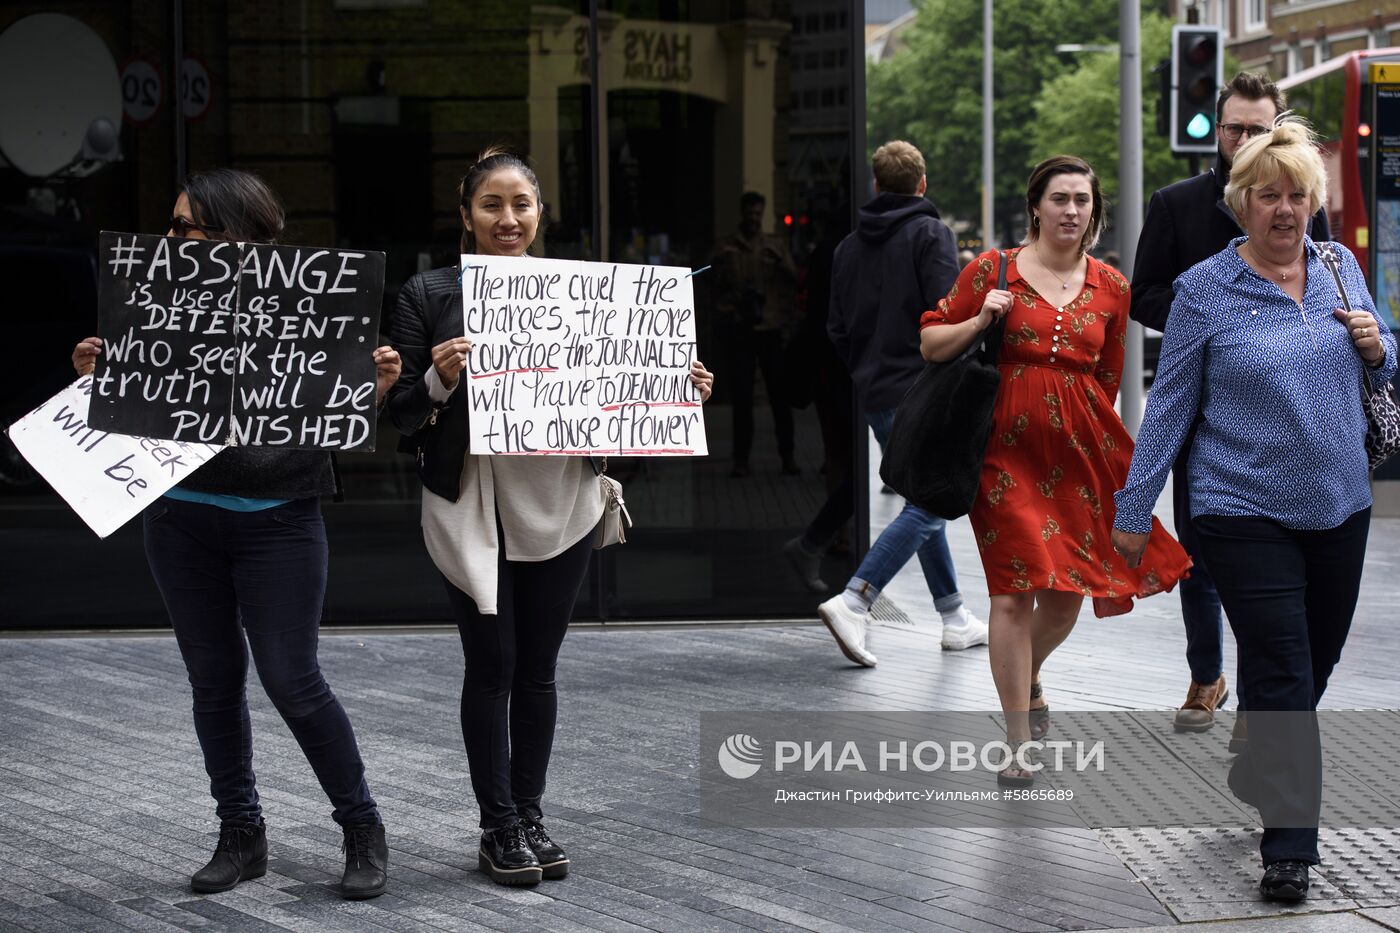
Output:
top-left (879, 251), bottom-right (1007, 520)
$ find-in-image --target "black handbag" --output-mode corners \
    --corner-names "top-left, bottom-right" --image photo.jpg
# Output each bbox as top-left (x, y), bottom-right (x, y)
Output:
top-left (1317, 243), bottom-right (1400, 470)
top-left (879, 251), bottom-right (1007, 519)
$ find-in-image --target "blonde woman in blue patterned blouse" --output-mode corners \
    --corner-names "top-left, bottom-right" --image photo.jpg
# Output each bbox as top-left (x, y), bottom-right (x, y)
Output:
top-left (1112, 118), bottom-right (1394, 904)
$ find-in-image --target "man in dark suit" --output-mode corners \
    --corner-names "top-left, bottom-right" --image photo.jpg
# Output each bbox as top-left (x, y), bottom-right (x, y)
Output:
top-left (1131, 72), bottom-right (1330, 739)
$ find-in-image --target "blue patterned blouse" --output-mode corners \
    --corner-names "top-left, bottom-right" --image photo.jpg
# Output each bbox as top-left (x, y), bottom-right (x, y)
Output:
top-left (1115, 237), bottom-right (1396, 533)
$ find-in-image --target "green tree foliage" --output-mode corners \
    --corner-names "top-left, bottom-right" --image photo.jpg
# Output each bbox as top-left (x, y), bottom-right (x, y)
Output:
top-left (867, 0), bottom-right (1211, 243)
top-left (1028, 11), bottom-right (1185, 208)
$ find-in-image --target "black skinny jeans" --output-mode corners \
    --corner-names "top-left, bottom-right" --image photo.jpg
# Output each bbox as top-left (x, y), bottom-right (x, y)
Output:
top-left (1192, 508), bottom-right (1370, 866)
top-left (443, 532), bottom-right (594, 830)
top-left (143, 496), bottom-right (379, 828)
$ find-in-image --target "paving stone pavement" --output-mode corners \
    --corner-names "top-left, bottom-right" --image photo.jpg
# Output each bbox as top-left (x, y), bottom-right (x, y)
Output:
top-left (2, 471), bottom-right (1399, 930)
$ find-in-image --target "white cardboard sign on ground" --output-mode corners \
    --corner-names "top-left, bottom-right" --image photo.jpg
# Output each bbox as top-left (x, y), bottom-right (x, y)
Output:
top-left (6, 377), bottom-right (223, 538)
top-left (461, 255), bottom-right (708, 457)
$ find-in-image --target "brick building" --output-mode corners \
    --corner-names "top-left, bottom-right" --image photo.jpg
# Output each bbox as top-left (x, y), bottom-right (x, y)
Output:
top-left (1173, 0), bottom-right (1400, 75)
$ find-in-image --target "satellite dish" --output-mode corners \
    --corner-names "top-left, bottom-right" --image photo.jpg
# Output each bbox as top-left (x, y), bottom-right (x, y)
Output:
top-left (0, 14), bottom-right (122, 177)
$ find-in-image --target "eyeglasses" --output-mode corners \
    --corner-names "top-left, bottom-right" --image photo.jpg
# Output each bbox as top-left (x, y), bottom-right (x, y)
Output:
top-left (1218, 123), bottom-right (1272, 142)
top-left (169, 215), bottom-right (222, 238)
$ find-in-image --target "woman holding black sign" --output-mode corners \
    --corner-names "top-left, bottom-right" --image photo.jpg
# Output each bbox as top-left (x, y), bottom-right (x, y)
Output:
top-left (387, 146), bottom-right (713, 886)
top-left (71, 168), bottom-right (400, 900)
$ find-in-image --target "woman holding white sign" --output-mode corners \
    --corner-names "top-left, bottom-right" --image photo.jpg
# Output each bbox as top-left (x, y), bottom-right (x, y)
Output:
top-left (71, 168), bottom-right (401, 900)
top-left (387, 146), bottom-right (713, 886)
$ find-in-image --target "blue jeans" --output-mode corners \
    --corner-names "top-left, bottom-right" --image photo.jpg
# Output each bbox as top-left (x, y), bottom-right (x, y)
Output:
top-left (849, 409), bottom-right (963, 612)
top-left (144, 496), bottom-right (379, 828)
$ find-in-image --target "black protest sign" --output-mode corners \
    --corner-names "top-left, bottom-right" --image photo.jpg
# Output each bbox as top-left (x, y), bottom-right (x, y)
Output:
top-left (89, 232), bottom-right (385, 451)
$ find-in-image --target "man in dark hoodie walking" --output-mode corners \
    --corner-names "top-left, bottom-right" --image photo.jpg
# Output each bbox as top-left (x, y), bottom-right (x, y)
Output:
top-left (810, 140), bottom-right (987, 666)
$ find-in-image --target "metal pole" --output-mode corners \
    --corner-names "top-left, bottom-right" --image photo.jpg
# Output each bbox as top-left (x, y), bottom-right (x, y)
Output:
top-left (587, 0), bottom-right (601, 264)
top-left (587, 0), bottom-right (605, 620)
top-left (852, 0), bottom-right (872, 561)
top-left (982, 0), bottom-right (993, 248)
top-left (1118, 0), bottom-right (1144, 435)
top-left (172, 0), bottom-right (187, 189)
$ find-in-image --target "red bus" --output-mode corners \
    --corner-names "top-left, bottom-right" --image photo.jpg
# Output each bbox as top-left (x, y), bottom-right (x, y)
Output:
top-left (1279, 49), bottom-right (1400, 327)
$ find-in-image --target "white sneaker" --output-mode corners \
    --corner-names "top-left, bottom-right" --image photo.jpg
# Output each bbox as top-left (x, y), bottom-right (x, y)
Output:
top-left (818, 595), bottom-right (877, 667)
top-left (940, 607), bottom-right (989, 651)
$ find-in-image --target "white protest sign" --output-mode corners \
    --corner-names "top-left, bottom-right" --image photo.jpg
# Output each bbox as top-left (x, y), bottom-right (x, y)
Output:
top-left (461, 255), bottom-right (708, 457)
top-left (6, 377), bottom-right (223, 538)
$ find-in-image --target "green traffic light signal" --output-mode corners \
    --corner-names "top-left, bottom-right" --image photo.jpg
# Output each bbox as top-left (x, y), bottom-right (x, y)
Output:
top-left (1171, 24), bottom-right (1222, 153)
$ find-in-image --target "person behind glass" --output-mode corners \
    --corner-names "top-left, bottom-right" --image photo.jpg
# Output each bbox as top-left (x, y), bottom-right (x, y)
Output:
top-left (1131, 72), bottom-right (1331, 741)
top-left (712, 190), bottom-right (799, 476)
top-left (385, 146), bottom-right (714, 886)
top-left (1113, 119), bottom-right (1393, 903)
top-left (70, 168), bottom-right (399, 900)
top-left (919, 156), bottom-right (1191, 786)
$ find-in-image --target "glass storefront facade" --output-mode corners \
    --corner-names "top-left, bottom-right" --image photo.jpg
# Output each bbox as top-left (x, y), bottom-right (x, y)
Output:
top-left (0, 0), bottom-right (866, 627)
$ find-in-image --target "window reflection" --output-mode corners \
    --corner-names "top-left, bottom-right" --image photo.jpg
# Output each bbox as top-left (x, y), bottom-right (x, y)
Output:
top-left (0, 0), bottom-right (858, 626)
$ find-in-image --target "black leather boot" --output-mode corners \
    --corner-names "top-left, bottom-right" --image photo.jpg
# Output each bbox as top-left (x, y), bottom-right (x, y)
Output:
top-left (191, 819), bottom-right (268, 894)
top-left (522, 818), bottom-right (569, 879)
top-left (340, 823), bottom-right (388, 900)
top-left (478, 824), bottom-right (542, 885)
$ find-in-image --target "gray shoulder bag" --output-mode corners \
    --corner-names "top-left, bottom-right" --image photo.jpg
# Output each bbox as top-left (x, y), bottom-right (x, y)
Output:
top-left (588, 457), bottom-right (632, 548)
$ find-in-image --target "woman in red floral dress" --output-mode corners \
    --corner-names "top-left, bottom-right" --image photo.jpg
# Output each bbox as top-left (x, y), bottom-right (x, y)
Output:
top-left (919, 156), bottom-right (1190, 785)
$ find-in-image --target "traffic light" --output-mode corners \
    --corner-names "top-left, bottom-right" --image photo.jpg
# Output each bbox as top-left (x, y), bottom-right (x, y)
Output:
top-left (1170, 25), bottom-right (1222, 154)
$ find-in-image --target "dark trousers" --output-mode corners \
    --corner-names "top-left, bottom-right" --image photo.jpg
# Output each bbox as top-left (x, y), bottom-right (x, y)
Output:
top-left (443, 532), bottom-right (594, 830)
top-left (731, 329), bottom-right (794, 466)
top-left (1173, 447), bottom-right (1229, 690)
top-left (1192, 508), bottom-right (1370, 865)
top-left (143, 496), bottom-right (379, 828)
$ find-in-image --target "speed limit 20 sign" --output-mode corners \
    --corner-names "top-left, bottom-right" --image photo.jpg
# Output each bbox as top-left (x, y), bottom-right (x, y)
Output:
top-left (120, 57), bottom-right (213, 123)
top-left (181, 57), bottom-right (210, 120)
top-left (120, 59), bottom-right (162, 125)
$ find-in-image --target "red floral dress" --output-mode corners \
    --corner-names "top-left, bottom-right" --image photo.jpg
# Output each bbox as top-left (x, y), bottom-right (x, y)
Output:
top-left (920, 248), bottom-right (1189, 617)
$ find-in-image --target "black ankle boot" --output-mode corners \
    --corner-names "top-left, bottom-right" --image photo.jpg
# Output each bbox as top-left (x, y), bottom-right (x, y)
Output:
top-left (340, 823), bottom-right (388, 900)
top-left (521, 817), bottom-right (569, 879)
top-left (191, 819), bottom-right (268, 894)
top-left (478, 824), bottom-right (542, 885)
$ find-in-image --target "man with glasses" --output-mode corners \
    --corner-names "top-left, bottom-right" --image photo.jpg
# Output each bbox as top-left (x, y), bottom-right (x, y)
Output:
top-left (1130, 71), bottom-right (1330, 743)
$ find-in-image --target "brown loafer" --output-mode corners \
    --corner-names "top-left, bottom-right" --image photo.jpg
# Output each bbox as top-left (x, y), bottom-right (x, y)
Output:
top-left (1173, 675), bottom-right (1228, 733)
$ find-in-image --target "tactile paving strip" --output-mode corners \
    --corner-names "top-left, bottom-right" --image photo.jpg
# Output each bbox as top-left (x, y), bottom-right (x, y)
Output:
top-left (1041, 711), bottom-right (1254, 828)
top-left (1100, 827), bottom-right (1357, 921)
top-left (1100, 826), bottom-right (1400, 921)
top-left (1318, 828), bottom-right (1400, 907)
top-left (1035, 710), bottom-right (1400, 831)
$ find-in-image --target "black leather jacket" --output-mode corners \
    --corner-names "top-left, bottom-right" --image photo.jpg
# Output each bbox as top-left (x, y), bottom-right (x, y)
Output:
top-left (385, 266), bottom-right (471, 501)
